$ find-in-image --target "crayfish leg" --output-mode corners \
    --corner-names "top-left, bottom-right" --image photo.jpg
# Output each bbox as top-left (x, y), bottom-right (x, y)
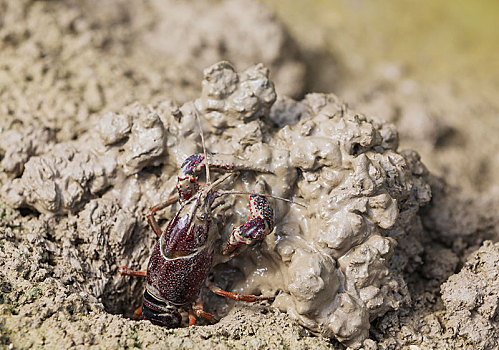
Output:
top-left (146, 195), bottom-right (179, 238)
top-left (188, 300), bottom-right (218, 326)
top-left (208, 282), bottom-right (274, 303)
top-left (133, 305), bottom-right (143, 320)
top-left (188, 309), bottom-right (196, 326)
top-left (194, 300), bottom-right (217, 323)
top-left (150, 195), bottom-right (180, 213)
top-left (146, 212), bottom-right (163, 238)
top-left (119, 266), bottom-right (147, 278)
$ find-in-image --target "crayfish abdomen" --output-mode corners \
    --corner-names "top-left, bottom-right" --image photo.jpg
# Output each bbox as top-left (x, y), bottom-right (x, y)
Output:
top-left (141, 289), bottom-right (182, 328)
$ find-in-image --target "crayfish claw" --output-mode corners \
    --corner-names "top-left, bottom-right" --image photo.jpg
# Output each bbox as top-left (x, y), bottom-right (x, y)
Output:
top-left (224, 194), bottom-right (275, 255)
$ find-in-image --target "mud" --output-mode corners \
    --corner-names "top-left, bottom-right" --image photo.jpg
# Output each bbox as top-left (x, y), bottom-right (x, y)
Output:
top-left (1, 1), bottom-right (499, 350)
top-left (0, 0), bottom-right (305, 142)
top-left (144, 0), bottom-right (306, 98)
top-left (441, 241), bottom-right (499, 349)
top-left (340, 67), bottom-right (499, 194)
top-left (1, 60), bottom-right (430, 348)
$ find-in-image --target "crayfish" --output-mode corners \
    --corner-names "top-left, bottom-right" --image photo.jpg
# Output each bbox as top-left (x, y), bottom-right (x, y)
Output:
top-left (119, 113), bottom-right (302, 327)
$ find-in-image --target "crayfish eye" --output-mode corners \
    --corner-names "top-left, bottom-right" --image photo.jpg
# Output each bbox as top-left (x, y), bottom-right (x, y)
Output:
top-left (197, 213), bottom-right (207, 221)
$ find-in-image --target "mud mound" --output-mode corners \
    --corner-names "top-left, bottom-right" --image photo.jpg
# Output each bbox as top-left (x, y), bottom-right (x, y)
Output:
top-left (1, 61), bottom-right (432, 349)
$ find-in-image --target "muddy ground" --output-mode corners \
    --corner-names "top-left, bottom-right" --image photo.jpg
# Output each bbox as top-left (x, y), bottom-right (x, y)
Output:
top-left (0, 1), bottom-right (498, 349)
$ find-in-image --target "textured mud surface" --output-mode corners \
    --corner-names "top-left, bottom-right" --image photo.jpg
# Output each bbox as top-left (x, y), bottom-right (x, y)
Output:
top-left (0, 0), bottom-right (305, 142)
top-left (1, 1), bottom-right (499, 350)
top-left (1, 60), bottom-right (430, 348)
top-left (340, 71), bottom-right (499, 194)
top-left (441, 241), bottom-right (499, 349)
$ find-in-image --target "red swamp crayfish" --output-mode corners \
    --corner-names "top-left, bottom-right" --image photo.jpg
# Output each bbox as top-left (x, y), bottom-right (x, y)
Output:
top-left (119, 114), bottom-right (304, 327)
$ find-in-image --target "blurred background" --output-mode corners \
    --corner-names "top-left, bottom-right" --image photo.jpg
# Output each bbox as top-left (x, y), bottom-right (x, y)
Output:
top-left (264, 0), bottom-right (499, 194)
top-left (266, 0), bottom-right (499, 90)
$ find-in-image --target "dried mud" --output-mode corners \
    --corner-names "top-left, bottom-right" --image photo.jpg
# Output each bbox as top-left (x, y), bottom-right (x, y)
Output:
top-left (1, 1), bottom-right (498, 350)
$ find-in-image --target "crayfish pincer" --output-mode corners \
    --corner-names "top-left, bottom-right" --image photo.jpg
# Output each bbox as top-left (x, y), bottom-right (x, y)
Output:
top-left (119, 152), bottom-right (299, 327)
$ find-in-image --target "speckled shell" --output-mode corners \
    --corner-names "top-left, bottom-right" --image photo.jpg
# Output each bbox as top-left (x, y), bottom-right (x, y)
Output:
top-left (145, 200), bottom-right (216, 306)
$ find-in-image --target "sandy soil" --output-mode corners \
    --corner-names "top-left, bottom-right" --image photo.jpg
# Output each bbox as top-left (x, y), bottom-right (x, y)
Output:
top-left (0, 1), bottom-right (498, 349)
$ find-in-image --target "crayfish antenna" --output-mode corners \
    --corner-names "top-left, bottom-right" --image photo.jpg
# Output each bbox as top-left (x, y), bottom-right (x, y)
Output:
top-left (217, 190), bottom-right (307, 208)
top-left (194, 109), bottom-right (210, 184)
